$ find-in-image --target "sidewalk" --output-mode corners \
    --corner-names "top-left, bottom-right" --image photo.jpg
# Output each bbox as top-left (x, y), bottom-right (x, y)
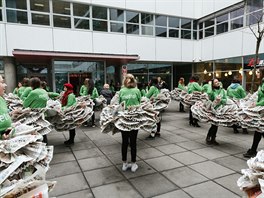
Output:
top-left (47, 100), bottom-right (259, 198)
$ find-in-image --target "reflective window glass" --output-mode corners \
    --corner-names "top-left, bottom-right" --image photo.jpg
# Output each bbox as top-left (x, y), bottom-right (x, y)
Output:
top-left (168, 16), bottom-right (180, 28)
top-left (73, 3), bottom-right (90, 18)
top-left (0, 10), bottom-right (2, 21)
top-left (30, 0), bottom-right (49, 12)
top-left (92, 6), bottom-right (107, 19)
top-left (231, 17), bottom-right (243, 30)
top-left (193, 31), bottom-right (197, 40)
top-left (126, 24), bottom-right (139, 34)
top-left (110, 9), bottom-right (124, 21)
top-left (155, 27), bottom-right (167, 37)
top-left (216, 14), bottom-right (228, 24)
top-left (32, 13), bottom-right (50, 25)
top-left (204, 18), bottom-right (214, 27)
top-left (93, 20), bottom-right (107, 31)
top-left (0, 61), bottom-right (3, 71)
top-left (53, 15), bottom-right (71, 28)
top-left (181, 30), bottom-right (191, 39)
top-left (169, 29), bottom-right (179, 38)
top-left (53, 1), bottom-right (70, 15)
top-left (246, 11), bottom-right (263, 25)
top-left (126, 11), bottom-right (139, 23)
top-left (110, 22), bottom-right (123, 33)
top-left (216, 22), bottom-right (228, 34)
top-left (155, 15), bottom-right (167, 26)
top-left (204, 27), bottom-right (214, 37)
top-left (7, 10), bottom-right (28, 24)
top-left (142, 26), bottom-right (153, 35)
top-left (74, 18), bottom-right (89, 29)
top-left (181, 18), bottom-right (191, 29)
top-left (246, 0), bottom-right (263, 13)
top-left (199, 22), bottom-right (203, 30)
top-left (6, 0), bottom-right (27, 9)
top-left (193, 21), bottom-right (197, 30)
top-left (199, 30), bottom-right (203, 39)
top-left (0, 1), bottom-right (2, 6)
top-left (230, 7), bottom-right (244, 19)
top-left (141, 13), bottom-right (153, 25)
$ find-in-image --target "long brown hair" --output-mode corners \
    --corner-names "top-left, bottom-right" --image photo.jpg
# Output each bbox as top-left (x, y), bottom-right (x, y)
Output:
top-left (123, 74), bottom-right (137, 88)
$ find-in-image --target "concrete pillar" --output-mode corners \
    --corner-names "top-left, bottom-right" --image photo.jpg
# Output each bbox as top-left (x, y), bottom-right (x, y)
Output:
top-left (3, 57), bottom-right (16, 93)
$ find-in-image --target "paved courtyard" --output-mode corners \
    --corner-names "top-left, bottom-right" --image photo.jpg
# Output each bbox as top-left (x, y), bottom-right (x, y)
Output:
top-left (46, 100), bottom-right (260, 198)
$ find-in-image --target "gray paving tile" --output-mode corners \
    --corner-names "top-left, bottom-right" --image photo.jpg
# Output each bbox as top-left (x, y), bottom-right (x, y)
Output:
top-left (192, 147), bottom-right (229, 160)
top-left (47, 161), bottom-right (81, 179)
top-left (130, 173), bottom-right (178, 197)
top-left (78, 156), bottom-right (112, 171)
top-left (156, 144), bottom-right (187, 154)
top-left (51, 152), bottom-right (76, 165)
top-left (162, 135), bottom-right (189, 143)
top-left (53, 144), bottom-right (71, 154)
top-left (137, 139), bottom-right (151, 149)
top-left (189, 161), bottom-right (235, 179)
top-left (143, 137), bottom-right (171, 146)
top-left (49, 173), bottom-right (89, 197)
top-left (152, 189), bottom-right (192, 198)
top-left (106, 152), bottom-right (141, 165)
top-left (181, 132), bottom-right (204, 140)
top-left (100, 144), bottom-right (122, 155)
top-left (170, 151), bottom-right (207, 165)
top-left (162, 166), bottom-right (208, 187)
top-left (214, 173), bottom-right (243, 196)
top-left (214, 143), bottom-right (244, 155)
top-left (73, 147), bottom-right (104, 160)
top-left (120, 160), bottom-right (156, 179)
top-left (84, 166), bottom-right (125, 187)
top-left (92, 181), bottom-right (142, 198)
top-left (57, 190), bottom-right (93, 198)
top-left (137, 147), bottom-right (165, 160)
top-left (145, 156), bottom-right (183, 171)
top-left (93, 137), bottom-right (119, 147)
top-left (184, 181), bottom-right (240, 198)
top-left (177, 141), bottom-right (206, 150)
top-left (70, 141), bottom-right (96, 151)
top-left (213, 156), bottom-right (248, 172)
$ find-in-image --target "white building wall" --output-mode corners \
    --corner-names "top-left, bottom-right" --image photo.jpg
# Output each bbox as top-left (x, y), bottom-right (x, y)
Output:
top-left (0, 24), bottom-right (7, 55)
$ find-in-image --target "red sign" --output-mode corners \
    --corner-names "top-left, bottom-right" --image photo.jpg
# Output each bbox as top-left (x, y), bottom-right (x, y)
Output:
top-left (247, 58), bottom-right (260, 67)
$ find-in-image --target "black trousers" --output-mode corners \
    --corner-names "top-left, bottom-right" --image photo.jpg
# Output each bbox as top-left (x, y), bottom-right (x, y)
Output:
top-left (251, 131), bottom-right (264, 152)
top-left (189, 107), bottom-right (198, 125)
top-left (207, 124), bottom-right (218, 138)
top-left (121, 130), bottom-right (138, 163)
top-left (91, 104), bottom-right (95, 125)
top-left (69, 129), bottom-right (76, 142)
top-left (179, 102), bottom-right (184, 111)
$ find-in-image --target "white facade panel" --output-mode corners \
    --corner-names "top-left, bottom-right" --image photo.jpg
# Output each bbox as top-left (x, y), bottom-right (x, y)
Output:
top-left (214, 0), bottom-right (241, 13)
top-left (93, 32), bottom-right (126, 54)
top-left (126, 0), bottom-right (155, 13)
top-left (201, 0), bottom-right (214, 18)
top-left (181, 40), bottom-right (194, 61)
top-left (242, 27), bottom-right (264, 56)
top-left (194, 0), bottom-right (203, 18)
top-left (193, 40), bottom-right (202, 62)
top-left (5, 25), bottom-right (53, 56)
top-left (156, 0), bottom-right (181, 17)
top-left (182, 0), bottom-right (195, 19)
top-left (92, 0), bottom-right (125, 9)
top-left (156, 38), bottom-right (181, 61)
top-left (53, 29), bottom-right (93, 53)
top-left (201, 38), bottom-right (213, 61)
top-left (0, 24), bottom-right (7, 56)
top-left (127, 36), bottom-right (155, 61)
top-left (71, 0), bottom-right (92, 4)
top-left (213, 31), bottom-right (243, 60)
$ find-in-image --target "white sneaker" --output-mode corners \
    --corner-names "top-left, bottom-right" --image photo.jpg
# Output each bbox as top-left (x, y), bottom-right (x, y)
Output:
top-left (131, 163), bottom-right (138, 172)
top-left (122, 163), bottom-right (131, 171)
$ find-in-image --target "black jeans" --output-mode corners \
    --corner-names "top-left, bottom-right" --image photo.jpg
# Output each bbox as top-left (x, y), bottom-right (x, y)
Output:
top-left (91, 104), bottom-right (95, 125)
top-left (207, 124), bottom-right (218, 139)
top-left (121, 130), bottom-right (138, 163)
top-left (251, 131), bottom-right (264, 152)
top-left (179, 102), bottom-right (184, 111)
top-left (69, 129), bottom-right (76, 142)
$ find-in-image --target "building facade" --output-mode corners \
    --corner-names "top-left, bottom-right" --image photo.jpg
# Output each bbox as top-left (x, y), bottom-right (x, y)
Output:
top-left (0, 0), bottom-right (263, 93)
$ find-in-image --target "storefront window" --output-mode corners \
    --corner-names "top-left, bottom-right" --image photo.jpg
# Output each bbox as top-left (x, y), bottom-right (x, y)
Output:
top-left (194, 62), bottom-right (214, 83)
top-left (54, 60), bottom-right (104, 94)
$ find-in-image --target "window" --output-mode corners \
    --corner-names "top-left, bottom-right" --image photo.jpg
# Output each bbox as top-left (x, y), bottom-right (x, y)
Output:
top-left (198, 22), bottom-right (203, 39)
top-left (230, 7), bottom-right (244, 30)
top-left (30, 0), bottom-right (49, 12)
top-left (231, 17), bottom-right (243, 30)
top-left (53, 1), bottom-right (71, 28)
top-left (29, 0), bottom-right (50, 26)
top-left (6, 0), bottom-right (28, 24)
top-left (204, 18), bottom-right (215, 38)
top-left (141, 13), bottom-right (153, 35)
top-left (246, 10), bottom-right (263, 26)
top-left (92, 6), bottom-right (107, 32)
top-left (205, 27), bottom-right (214, 37)
top-left (193, 21), bottom-right (198, 40)
top-left (246, 0), bottom-right (263, 13)
top-left (93, 20), bottom-right (107, 32)
top-left (204, 18), bottom-right (214, 28)
top-left (181, 29), bottom-right (191, 39)
top-left (32, 13), bottom-right (49, 25)
top-left (216, 14), bottom-right (228, 35)
top-left (126, 11), bottom-right (139, 34)
top-left (168, 16), bottom-right (179, 38)
top-left (230, 7), bottom-right (244, 19)
top-left (92, 6), bottom-right (107, 19)
top-left (73, 3), bottom-right (90, 30)
top-left (110, 8), bottom-right (124, 33)
top-left (181, 18), bottom-right (192, 39)
top-left (0, 1), bottom-right (2, 21)
top-left (155, 15), bottom-right (167, 37)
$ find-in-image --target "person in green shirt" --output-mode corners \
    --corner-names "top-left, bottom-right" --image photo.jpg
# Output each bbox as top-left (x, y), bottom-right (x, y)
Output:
top-left (0, 75), bottom-right (12, 140)
top-left (17, 78), bottom-right (30, 98)
top-left (188, 75), bottom-right (203, 127)
top-left (88, 79), bottom-right (99, 127)
top-left (202, 80), bottom-right (211, 94)
top-left (227, 77), bottom-right (247, 134)
top-left (13, 82), bottom-right (22, 95)
top-left (119, 74), bottom-right (141, 172)
top-left (178, 77), bottom-right (186, 112)
top-left (62, 83), bottom-right (77, 146)
top-left (244, 78), bottom-right (264, 158)
top-left (146, 77), bottom-right (161, 139)
top-left (23, 77), bottom-right (49, 143)
top-left (79, 78), bottom-right (89, 96)
top-left (205, 78), bottom-right (227, 146)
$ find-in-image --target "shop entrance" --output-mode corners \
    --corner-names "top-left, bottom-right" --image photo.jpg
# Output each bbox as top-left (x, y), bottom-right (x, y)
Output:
top-left (69, 72), bottom-right (91, 95)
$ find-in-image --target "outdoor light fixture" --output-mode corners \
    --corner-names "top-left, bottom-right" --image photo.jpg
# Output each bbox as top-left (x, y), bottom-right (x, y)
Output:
top-left (208, 73), bottom-right (212, 76)
top-left (216, 73), bottom-right (219, 77)
top-left (239, 68), bottom-right (243, 74)
top-left (228, 71), bottom-right (232, 75)
top-left (203, 69), bottom-right (207, 74)
top-left (249, 70), bottom-right (253, 75)
top-left (224, 73), bottom-right (228, 77)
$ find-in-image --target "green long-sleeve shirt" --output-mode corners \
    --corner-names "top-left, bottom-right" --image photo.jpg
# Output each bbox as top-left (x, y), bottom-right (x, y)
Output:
top-left (208, 88), bottom-right (227, 109)
top-left (90, 88), bottom-right (99, 100)
top-left (17, 86), bottom-right (26, 98)
top-left (178, 83), bottom-right (186, 91)
top-left (0, 97), bottom-right (12, 139)
top-left (79, 85), bottom-right (88, 96)
top-left (119, 87), bottom-right (141, 109)
top-left (257, 84), bottom-right (264, 106)
top-left (146, 86), bottom-right (160, 99)
top-left (227, 83), bottom-right (246, 99)
top-left (202, 84), bottom-right (211, 94)
top-left (62, 93), bottom-right (76, 109)
top-left (21, 87), bottom-right (32, 101)
top-left (23, 88), bottom-right (49, 108)
top-left (187, 82), bottom-right (203, 94)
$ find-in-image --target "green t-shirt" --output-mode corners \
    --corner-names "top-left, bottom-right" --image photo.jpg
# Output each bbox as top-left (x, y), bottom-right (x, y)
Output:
top-left (119, 87), bottom-right (141, 109)
top-left (23, 88), bottom-right (49, 108)
top-left (62, 93), bottom-right (76, 109)
top-left (208, 88), bottom-right (227, 109)
top-left (90, 87), bottom-right (99, 100)
top-left (80, 85), bottom-right (88, 96)
top-left (202, 84), bottom-right (211, 94)
top-left (0, 97), bottom-right (12, 139)
top-left (257, 84), bottom-right (264, 106)
top-left (187, 82), bottom-right (203, 94)
top-left (178, 83), bottom-right (185, 91)
top-left (21, 87), bottom-right (32, 101)
top-left (17, 86), bottom-right (26, 98)
top-left (227, 83), bottom-right (246, 99)
top-left (146, 86), bottom-right (160, 99)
